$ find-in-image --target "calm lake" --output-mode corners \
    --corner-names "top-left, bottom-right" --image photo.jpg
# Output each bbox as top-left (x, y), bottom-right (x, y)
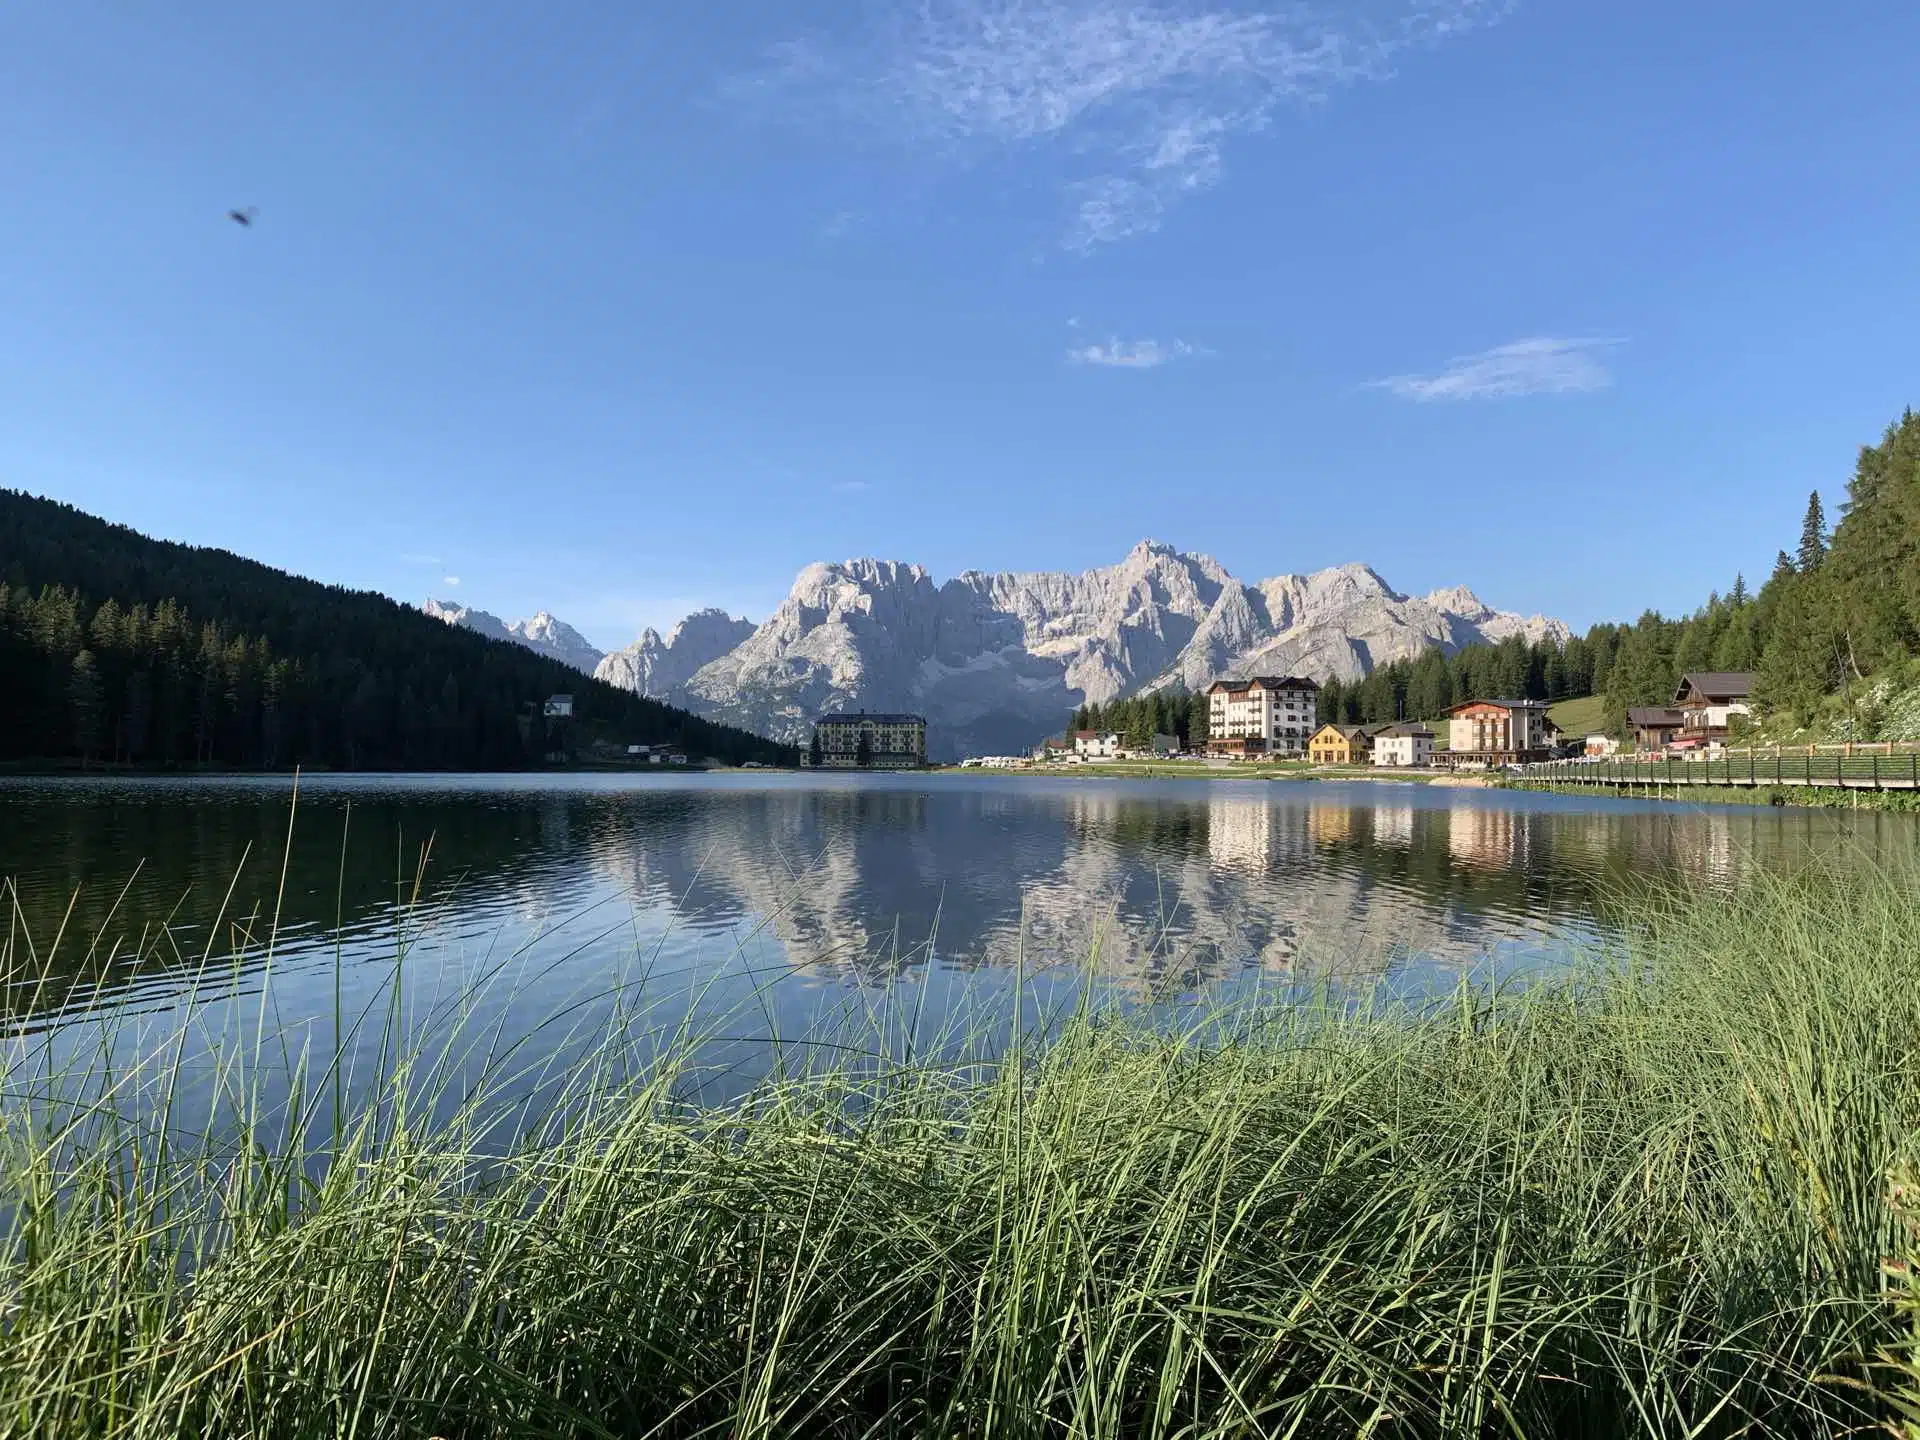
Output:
top-left (2, 773), bottom-right (1914, 1106)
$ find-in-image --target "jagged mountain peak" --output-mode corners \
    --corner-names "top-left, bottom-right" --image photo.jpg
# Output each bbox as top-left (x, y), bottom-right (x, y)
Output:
top-left (422, 599), bottom-right (602, 675)
top-left (1424, 583), bottom-right (1488, 618)
top-left (595, 608), bottom-right (756, 699)
top-left (593, 543), bottom-right (1567, 760)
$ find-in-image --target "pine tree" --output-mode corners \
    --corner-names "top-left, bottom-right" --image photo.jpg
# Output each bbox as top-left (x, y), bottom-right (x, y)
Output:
top-left (1186, 692), bottom-right (1209, 752)
top-left (1822, 410), bottom-right (1920, 674)
top-left (1730, 573), bottom-right (1748, 605)
top-left (69, 649), bottom-right (105, 765)
top-left (1797, 491), bottom-right (1827, 573)
top-left (1757, 577), bottom-right (1834, 723)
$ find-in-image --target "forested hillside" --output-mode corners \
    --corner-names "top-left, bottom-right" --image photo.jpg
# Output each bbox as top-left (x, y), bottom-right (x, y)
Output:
top-left (1067, 409), bottom-right (1919, 745)
top-left (1594, 408), bottom-right (1920, 738)
top-left (0, 491), bottom-right (794, 770)
top-left (1379, 407), bottom-right (1920, 740)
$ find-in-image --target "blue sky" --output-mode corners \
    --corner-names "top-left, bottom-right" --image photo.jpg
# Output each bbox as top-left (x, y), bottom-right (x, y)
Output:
top-left (3, 0), bottom-right (1916, 649)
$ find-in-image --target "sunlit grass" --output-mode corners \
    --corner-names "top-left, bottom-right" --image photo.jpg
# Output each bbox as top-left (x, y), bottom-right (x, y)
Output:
top-left (0, 835), bottom-right (1917, 1436)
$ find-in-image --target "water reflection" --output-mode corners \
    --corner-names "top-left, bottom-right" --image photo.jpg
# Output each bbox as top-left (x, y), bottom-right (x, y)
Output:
top-left (1, 774), bottom-right (1915, 1033)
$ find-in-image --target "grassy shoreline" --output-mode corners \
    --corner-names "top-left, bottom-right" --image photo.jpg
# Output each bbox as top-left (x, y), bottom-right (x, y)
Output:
top-left (3, 859), bottom-right (1919, 1435)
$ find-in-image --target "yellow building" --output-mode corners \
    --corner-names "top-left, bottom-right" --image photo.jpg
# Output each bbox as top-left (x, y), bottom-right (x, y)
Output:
top-left (1308, 723), bottom-right (1375, 765)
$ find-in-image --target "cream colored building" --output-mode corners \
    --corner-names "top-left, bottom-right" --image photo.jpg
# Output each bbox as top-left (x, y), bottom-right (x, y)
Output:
top-left (1370, 722), bottom-right (1434, 767)
top-left (1443, 699), bottom-right (1554, 767)
top-left (1205, 676), bottom-right (1319, 756)
top-left (805, 712), bottom-right (928, 768)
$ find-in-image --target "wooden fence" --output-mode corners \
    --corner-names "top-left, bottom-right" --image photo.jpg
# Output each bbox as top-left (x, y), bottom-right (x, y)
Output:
top-left (1529, 751), bottom-right (1920, 792)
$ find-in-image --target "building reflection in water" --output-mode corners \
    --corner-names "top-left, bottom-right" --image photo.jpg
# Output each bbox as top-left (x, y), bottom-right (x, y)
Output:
top-left (2, 776), bottom-right (1918, 1030)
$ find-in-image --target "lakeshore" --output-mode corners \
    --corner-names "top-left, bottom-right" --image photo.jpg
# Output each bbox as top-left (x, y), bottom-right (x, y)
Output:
top-left (5, 773), bottom-right (1919, 1436)
top-left (3, 853), bottom-right (1917, 1436)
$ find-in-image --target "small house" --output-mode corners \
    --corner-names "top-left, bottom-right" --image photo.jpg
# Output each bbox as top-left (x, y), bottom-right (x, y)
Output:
top-left (1673, 673), bottom-right (1755, 746)
top-left (1628, 707), bottom-right (1685, 753)
top-left (1072, 731), bottom-right (1123, 760)
top-left (1309, 723), bottom-right (1376, 765)
top-left (1370, 722), bottom-right (1434, 768)
top-left (544, 694), bottom-right (574, 719)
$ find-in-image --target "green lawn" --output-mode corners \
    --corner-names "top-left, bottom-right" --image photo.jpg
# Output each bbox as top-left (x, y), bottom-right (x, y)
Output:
top-left (1549, 694), bottom-right (1607, 737)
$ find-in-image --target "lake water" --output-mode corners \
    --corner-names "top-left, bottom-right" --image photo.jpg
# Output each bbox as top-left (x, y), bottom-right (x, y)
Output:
top-left (2, 773), bottom-right (1914, 1109)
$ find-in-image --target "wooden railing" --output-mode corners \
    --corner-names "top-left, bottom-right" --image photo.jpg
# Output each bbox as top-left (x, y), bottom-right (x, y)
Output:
top-left (1526, 751), bottom-right (1920, 791)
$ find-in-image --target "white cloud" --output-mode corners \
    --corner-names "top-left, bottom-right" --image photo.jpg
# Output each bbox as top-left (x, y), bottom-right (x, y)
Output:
top-left (729, 0), bottom-right (1514, 249)
top-left (399, 552), bottom-right (444, 567)
top-left (442, 575), bottom-right (462, 588)
top-left (1067, 336), bottom-right (1196, 368)
top-left (1368, 336), bottom-right (1623, 401)
top-left (819, 208), bottom-right (868, 240)
top-left (832, 479), bottom-right (872, 492)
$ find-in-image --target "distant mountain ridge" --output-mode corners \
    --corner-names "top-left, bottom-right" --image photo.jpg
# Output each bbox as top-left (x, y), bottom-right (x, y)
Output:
top-left (594, 610), bottom-right (757, 698)
top-left (456, 542), bottom-right (1565, 760)
top-left (423, 600), bottom-right (604, 675)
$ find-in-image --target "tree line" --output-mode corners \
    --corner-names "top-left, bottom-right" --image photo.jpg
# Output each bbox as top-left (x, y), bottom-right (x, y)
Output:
top-left (1591, 408), bottom-right (1919, 736)
top-left (1065, 635), bottom-right (1627, 748)
top-left (0, 491), bottom-right (794, 770)
top-left (1062, 405), bottom-right (1919, 746)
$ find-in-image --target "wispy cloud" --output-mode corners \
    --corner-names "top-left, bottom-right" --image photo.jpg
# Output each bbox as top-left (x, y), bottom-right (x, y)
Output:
top-left (399, 552), bottom-right (444, 567)
top-left (832, 479), bottom-right (872, 493)
top-left (1369, 336), bottom-right (1624, 401)
top-left (819, 208), bottom-right (868, 240)
top-left (727, 0), bottom-right (1514, 250)
top-left (442, 575), bottom-right (462, 588)
top-left (1067, 336), bottom-right (1196, 368)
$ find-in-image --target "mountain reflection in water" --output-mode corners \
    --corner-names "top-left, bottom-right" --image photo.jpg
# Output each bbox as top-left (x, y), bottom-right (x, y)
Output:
top-left (1, 773), bottom-right (1913, 1034)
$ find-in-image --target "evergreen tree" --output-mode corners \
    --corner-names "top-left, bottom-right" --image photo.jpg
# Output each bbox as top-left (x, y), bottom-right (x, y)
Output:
top-left (1797, 491), bottom-right (1828, 573)
top-left (1823, 410), bottom-right (1920, 675)
top-left (1186, 692), bottom-right (1210, 751)
top-left (1407, 649), bottom-right (1454, 721)
top-left (1757, 576), bottom-right (1834, 723)
top-left (855, 729), bottom-right (873, 768)
top-left (1603, 613), bottom-right (1680, 737)
top-left (1730, 573), bottom-right (1748, 605)
top-left (0, 490), bottom-right (793, 769)
top-left (68, 649), bottom-right (105, 765)
top-left (1711, 612), bottom-right (1758, 672)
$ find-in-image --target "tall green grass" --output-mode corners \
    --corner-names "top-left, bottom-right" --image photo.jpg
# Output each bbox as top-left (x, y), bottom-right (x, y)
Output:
top-left (1, 854), bottom-right (1918, 1436)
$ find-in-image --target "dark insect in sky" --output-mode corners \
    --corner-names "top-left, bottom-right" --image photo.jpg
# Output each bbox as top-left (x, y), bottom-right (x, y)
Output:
top-left (228, 207), bottom-right (257, 227)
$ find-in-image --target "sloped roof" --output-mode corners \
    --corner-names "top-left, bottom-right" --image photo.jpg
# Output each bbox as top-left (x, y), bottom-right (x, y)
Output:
top-left (1628, 706), bottom-right (1685, 727)
top-left (1374, 722), bottom-right (1434, 737)
top-left (1310, 722), bottom-right (1368, 741)
top-left (1447, 697), bottom-right (1549, 714)
top-left (1674, 672), bottom-right (1756, 703)
top-left (1209, 676), bottom-right (1320, 695)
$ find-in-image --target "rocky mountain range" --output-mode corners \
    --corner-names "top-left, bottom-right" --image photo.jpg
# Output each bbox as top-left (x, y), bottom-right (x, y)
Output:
top-left (594, 610), bottom-right (758, 698)
top-left (425, 542), bottom-right (1566, 761)
top-left (421, 600), bottom-right (605, 675)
